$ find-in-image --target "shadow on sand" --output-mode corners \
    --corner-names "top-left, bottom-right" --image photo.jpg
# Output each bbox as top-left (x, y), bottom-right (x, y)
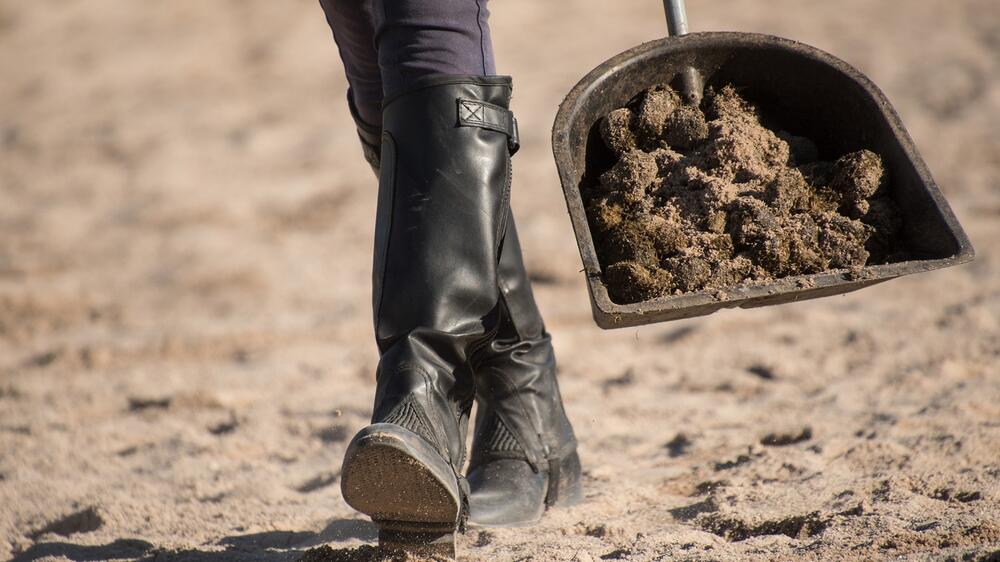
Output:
top-left (11, 518), bottom-right (379, 562)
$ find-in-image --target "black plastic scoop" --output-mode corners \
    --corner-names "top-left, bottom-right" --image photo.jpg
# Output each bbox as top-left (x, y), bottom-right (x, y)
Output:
top-left (551, 1), bottom-right (974, 329)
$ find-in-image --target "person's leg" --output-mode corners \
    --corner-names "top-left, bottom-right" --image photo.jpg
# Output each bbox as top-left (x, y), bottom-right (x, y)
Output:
top-left (336, 0), bottom-right (513, 551)
top-left (366, 0), bottom-right (585, 526)
top-left (317, 0), bottom-right (496, 172)
top-left (371, 0), bottom-right (495, 99)
top-left (318, 0), bottom-right (580, 539)
top-left (318, 0), bottom-right (382, 127)
top-left (317, 0), bottom-right (383, 173)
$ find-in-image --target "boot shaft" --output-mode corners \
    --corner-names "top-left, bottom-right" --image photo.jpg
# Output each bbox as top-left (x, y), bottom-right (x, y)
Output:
top-left (374, 75), bottom-right (518, 352)
top-left (370, 75), bottom-right (519, 470)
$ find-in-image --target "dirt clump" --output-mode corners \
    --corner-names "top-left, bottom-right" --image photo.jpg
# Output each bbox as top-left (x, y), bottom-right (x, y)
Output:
top-left (585, 84), bottom-right (906, 304)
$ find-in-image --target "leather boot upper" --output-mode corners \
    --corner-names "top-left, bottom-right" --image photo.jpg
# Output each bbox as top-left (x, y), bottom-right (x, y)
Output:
top-left (469, 221), bottom-right (578, 475)
top-left (346, 79), bottom-right (577, 491)
top-left (370, 75), bottom-right (519, 471)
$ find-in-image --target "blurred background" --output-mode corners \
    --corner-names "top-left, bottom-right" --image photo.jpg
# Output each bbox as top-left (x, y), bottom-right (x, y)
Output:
top-left (1, 1), bottom-right (997, 560)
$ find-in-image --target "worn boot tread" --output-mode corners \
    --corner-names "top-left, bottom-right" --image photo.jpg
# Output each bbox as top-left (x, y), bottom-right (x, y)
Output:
top-left (341, 425), bottom-right (460, 526)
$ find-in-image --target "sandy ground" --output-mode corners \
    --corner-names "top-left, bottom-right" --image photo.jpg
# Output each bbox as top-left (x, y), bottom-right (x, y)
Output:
top-left (1, 1), bottom-right (998, 560)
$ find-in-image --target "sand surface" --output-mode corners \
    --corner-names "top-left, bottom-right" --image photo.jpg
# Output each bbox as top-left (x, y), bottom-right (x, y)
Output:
top-left (1, 1), bottom-right (998, 560)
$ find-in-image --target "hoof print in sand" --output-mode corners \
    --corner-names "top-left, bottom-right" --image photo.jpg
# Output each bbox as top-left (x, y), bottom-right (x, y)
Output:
top-left (669, 498), bottom-right (719, 522)
top-left (599, 547), bottom-right (633, 560)
top-left (930, 488), bottom-right (982, 503)
top-left (746, 364), bottom-right (777, 380)
top-left (208, 414), bottom-right (240, 435)
top-left (29, 507), bottom-right (103, 540)
top-left (760, 427), bottom-right (813, 447)
top-left (23, 349), bottom-right (62, 369)
top-left (665, 433), bottom-right (693, 457)
top-left (714, 453), bottom-right (755, 471)
top-left (127, 396), bottom-right (172, 412)
top-left (693, 480), bottom-right (727, 496)
top-left (699, 511), bottom-right (830, 542)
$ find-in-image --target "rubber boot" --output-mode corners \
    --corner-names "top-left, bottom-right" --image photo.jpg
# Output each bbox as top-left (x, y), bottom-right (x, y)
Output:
top-left (346, 83), bottom-right (580, 529)
top-left (339, 75), bottom-right (519, 556)
top-left (465, 223), bottom-right (582, 527)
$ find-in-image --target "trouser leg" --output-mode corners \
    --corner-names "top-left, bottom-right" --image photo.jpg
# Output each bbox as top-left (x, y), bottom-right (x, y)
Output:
top-left (318, 0), bottom-right (383, 128)
top-left (371, 0), bottom-right (495, 98)
top-left (328, 0), bottom-right (516, 544)
top-left (318, 0), bottom-right (496, 124)
top-left (319, 0), bottom-right (580, 532)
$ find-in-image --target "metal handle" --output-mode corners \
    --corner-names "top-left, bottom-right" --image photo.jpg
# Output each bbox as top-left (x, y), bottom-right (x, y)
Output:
top-left (663, 0), bottom-right (688, 37)
top-left (662, 0), bottom-right (702, 104)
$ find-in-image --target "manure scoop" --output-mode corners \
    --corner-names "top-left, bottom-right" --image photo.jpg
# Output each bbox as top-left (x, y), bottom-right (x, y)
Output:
top-left (551, 0), bottom-right (974, 329)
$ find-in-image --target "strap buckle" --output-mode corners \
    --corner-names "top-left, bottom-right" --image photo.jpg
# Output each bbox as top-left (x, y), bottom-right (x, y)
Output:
top-left (457, 99), bottom-right (520, 155)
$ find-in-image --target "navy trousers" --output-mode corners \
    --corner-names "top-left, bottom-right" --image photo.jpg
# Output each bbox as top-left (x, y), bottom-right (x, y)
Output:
top-left (318, 0), bottom-right (496, 128)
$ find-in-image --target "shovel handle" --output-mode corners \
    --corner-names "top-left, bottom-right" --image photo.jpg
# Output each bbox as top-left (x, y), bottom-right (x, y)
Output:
top-left (662, 0), bottom-right (702, 104)
top-left (663, 0), bottom-right (688, 36)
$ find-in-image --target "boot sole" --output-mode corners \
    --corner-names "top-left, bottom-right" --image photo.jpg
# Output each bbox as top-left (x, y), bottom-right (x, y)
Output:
top-left (341, 423), bottom-right (461, 544)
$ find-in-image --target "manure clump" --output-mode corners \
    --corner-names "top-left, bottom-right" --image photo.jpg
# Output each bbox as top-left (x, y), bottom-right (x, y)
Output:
top-left (587, 84), bottom-right (906, 304)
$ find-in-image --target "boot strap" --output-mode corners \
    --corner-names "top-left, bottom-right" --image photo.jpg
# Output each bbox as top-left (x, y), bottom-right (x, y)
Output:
top-left (457, 99), bottom-right (520, 155)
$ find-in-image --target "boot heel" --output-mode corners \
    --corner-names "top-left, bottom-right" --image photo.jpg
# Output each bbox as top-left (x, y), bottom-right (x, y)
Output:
top-left (547, 450), bottom-right (583, 508)
top-left (377, 523), bottom-right (457, 559)
top-left (341, 424), bottom-right (462, 528)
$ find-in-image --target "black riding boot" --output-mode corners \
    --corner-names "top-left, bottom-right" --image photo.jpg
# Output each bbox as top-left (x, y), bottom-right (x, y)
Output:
top-left (465, 222), bottom-right (582, 527)
top-left (345, 84), bottom-right (581, 529)
top-left (339, 75), bottom-right (519, 552)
